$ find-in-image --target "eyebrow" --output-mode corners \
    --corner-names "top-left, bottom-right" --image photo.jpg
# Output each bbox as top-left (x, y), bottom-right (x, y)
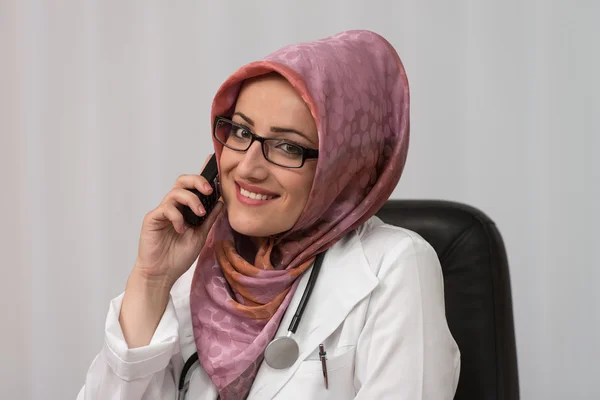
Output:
top-left (233, 112), bottom-right (316, 145)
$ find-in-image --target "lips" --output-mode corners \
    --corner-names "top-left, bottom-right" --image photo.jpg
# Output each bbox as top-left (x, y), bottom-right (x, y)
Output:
top-left (235, 180), bottom-right (279, 197)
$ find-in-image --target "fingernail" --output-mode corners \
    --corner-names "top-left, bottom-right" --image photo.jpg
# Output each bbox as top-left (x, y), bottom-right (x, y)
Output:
top-left (198, 206), bottom-right (206, 215)
top-left (204, 183), bottom-right (212, 192)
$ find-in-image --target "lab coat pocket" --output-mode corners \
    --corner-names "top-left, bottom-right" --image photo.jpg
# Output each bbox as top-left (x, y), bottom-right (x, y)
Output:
top-left (276, 346), bottom-right (356, 400)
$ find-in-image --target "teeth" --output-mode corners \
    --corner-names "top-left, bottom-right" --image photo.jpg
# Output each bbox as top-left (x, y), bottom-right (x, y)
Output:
top-left (240, 187), bottom-right (274, 201)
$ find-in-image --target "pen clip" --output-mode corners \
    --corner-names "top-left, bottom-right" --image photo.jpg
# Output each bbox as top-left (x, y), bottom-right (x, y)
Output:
top-left (319, 344), bottom-right (326, 357)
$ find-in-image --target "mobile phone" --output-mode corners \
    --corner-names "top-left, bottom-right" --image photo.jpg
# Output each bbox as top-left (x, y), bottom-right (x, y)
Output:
top-left (180, 154), bottom-right (220, 226)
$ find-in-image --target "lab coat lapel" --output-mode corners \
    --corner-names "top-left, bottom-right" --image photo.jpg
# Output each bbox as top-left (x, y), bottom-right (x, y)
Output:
top-left (248, 230), bottom-right (379, 399)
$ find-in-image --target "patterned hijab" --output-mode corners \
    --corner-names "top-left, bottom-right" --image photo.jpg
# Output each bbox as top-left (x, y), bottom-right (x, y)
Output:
top-left (190, 30), bottom-right (410, 399)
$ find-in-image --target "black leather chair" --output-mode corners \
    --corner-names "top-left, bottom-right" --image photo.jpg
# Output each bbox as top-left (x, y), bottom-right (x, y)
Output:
top-left (376, 200), bottom-right (519, 400)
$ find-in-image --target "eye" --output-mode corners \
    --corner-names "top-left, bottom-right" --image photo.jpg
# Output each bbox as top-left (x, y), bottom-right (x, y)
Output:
top-left (232, 126), bottom-right (252, 139)
top-left (276, 141), bottom-right (303, 156)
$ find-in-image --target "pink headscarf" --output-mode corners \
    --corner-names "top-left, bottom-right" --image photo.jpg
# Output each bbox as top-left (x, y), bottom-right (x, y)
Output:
top-left (190, 30), bottom-right (410, 399)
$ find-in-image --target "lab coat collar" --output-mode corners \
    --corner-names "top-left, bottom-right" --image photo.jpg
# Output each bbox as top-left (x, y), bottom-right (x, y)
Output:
top-left (248, 228), bottom-right (379, 399)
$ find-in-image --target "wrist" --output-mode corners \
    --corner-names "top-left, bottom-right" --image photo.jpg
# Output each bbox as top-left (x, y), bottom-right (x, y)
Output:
top-left (130, 260), bottom-right (176, 292)
top-left (126, 274), bottom-right (173, 312)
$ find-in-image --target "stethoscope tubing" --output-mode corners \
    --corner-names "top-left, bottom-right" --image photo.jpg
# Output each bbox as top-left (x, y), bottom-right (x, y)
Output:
top-left (286, 251), bottom-right (325, 334)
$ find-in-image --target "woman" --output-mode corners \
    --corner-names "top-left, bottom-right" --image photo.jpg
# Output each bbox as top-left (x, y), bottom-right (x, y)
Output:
top-left (78, 30), bottom-right (460, 399)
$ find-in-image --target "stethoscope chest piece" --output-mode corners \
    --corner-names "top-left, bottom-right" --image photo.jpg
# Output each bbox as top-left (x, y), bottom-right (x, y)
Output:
top-left (263, 251), bottom-right (326, 370)
top-left (264, 333), bottom-right (299, 369)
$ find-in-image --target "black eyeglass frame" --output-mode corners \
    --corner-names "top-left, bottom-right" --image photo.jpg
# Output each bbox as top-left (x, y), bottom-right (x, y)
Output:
top-left (213, 116), bottom-right (319, 169)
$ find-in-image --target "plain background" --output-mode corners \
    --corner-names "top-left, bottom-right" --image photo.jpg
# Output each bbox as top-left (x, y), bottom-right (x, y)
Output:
top-left (1, 0), bottom-right (599, 399)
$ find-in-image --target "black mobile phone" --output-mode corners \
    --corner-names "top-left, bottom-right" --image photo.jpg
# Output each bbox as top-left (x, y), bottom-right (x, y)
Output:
top-left (180, 154), bottom-right (220, 226)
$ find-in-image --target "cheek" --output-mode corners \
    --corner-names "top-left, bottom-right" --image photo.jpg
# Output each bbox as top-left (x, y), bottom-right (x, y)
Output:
top-left (284, 169), bottom-right (315, 211)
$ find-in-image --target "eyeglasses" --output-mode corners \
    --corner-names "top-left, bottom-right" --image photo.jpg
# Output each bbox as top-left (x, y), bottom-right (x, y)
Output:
top-left (213, 116), bottom-right (319, 168)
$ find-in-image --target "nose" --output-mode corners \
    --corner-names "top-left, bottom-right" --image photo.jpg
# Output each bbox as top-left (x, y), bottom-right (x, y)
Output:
top-left (235, 140), bottom-right (269, 180)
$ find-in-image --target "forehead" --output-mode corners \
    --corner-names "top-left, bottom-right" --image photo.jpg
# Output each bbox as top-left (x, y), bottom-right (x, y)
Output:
top-left (234, 75), bottom-right (317, 136)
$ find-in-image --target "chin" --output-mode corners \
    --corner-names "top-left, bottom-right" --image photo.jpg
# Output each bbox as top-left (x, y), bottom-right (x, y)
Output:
top-left (223, 189), bottom-right (293, 238)
top-left (228, 214), bottom-right (280, 238)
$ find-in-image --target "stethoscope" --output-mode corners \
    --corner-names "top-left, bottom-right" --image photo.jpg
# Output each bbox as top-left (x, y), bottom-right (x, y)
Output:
top-left (177, 251), bottom-right (326, 400)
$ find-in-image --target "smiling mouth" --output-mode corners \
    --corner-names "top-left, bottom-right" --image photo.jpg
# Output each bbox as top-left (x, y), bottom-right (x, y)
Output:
top-left (238, 185), bottom-right (278, 201)
top-left (236, 184), bottom-right (279, 201)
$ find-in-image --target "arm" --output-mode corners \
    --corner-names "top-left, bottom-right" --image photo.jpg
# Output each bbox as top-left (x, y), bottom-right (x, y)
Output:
top-left (76, 278), bottom-right (181, 400)
top-left (354, 234), bottom-right (460, 399)
top-left (77, 162), bottom-right (222, 399)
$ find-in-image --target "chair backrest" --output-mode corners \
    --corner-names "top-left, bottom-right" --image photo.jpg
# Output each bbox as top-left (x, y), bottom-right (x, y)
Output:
top-left (375, 200), bottom-right (520, 400)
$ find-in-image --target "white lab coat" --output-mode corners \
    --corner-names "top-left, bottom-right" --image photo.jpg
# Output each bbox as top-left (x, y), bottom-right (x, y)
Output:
top-left (77, 216), bottom-right (460, 399)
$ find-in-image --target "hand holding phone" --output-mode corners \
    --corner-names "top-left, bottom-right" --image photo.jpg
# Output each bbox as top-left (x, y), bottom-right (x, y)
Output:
top-left (122, 155), bottom-right (223, 348)
top-left (133, 154), bottom-right (223, 289)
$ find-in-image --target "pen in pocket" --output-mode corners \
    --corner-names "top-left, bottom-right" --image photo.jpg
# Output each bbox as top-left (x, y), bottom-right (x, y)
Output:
top-left (319, 344), bottom-right (328, 389)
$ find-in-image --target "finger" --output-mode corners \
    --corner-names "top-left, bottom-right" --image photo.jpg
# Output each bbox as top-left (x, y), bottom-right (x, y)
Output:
top-left (173, 174), bottom-right (213, 196)
top-left (164, 188), bottom-right (207, 217)
top-left (153, 203), bottom-right (186, 234)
